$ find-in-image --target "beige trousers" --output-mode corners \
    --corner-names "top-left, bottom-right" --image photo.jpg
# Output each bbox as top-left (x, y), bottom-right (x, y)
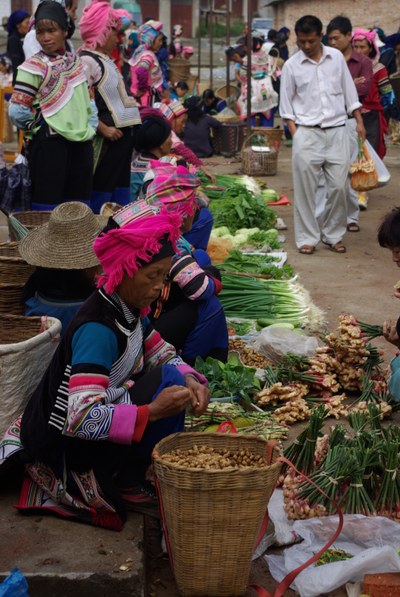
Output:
top-left (292, 125), bottom-right (350, 248)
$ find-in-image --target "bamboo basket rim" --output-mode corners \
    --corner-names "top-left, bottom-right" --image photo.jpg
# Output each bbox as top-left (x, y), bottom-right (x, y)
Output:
top-left (153, 431), bottom-right (281, 473)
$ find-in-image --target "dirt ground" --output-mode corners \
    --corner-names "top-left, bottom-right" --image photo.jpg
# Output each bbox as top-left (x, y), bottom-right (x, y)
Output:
top-left (146, 140), bottom-right (400, 597)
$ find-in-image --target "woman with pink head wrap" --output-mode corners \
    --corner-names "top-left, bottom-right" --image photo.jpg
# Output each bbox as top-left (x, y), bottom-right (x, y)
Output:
top-left (128, 19), bottom-right (164, 105)
top-left (143, 164), bottom-right (229, 367)
top-left (5, 198), bottom-right (209, 530)
top-left (352, 27), bottom-right (392, 158)
top-left (78, 0), bottom-right (141, 213)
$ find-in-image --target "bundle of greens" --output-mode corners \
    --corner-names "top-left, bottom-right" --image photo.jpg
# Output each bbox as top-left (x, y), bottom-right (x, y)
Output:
top-left (209, 191), bottom-right (277, 232)
top-left (194, 354), bottom-right (260, 402)
top-left (219, 275), bottom-right (324, 329)
top-left (185, 401), bottom-right (288, 441)
top-left (283, 406), bottom-right (327, 474)
top-left (220, 249), bottom-right (293, 279)
top-left (211, 227), bottom-right (282, 251)
top-left (199, 173), bottom-right (264, 196)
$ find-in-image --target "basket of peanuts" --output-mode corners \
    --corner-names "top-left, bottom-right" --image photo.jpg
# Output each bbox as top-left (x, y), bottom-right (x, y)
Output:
top-left (152, 432), bottom-right (282, 596)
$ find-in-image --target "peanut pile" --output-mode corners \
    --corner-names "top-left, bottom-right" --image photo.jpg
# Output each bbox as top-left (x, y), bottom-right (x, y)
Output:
top-left (159, 445), bottom-right (268, 470)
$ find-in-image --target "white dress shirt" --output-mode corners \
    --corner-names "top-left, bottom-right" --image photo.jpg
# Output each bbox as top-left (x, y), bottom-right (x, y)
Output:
top-left (279, 45), bottom-right (361, 128)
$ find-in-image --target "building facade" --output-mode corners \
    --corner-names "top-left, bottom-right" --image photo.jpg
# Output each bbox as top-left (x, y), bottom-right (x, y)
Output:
top-left (268, 0), bottom-right (400, 40)
top-left (2, 0), bottom-right (268, 39)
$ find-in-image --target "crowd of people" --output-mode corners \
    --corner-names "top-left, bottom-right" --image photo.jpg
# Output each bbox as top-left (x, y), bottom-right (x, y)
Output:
top-left (0, 0), bottom-right (399, 533)
top-left (279, 15), bottom-right (399, 254)
top-left (0, 0), bottom-right (230, 529)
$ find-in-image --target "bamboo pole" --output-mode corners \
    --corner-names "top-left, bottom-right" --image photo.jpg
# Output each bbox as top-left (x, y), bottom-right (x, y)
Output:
top-left (225, 0), bottom-right (231, 93)
top-left (246, 2), bottom-right (252, 138)
top-left (209, 2), bottom-right (214, 88)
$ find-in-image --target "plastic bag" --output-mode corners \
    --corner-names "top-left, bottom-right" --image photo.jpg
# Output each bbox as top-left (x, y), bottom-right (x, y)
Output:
top-left (364, 139), bottom-right (391, 187)
top-left (250, 326), bottom-right (320, 364)
top-left (0, 163), bottom-right (31, 213)
top-left (265, 515), bottom-right (400, 597)
top-left (0, 569), bottom-right (29, 597)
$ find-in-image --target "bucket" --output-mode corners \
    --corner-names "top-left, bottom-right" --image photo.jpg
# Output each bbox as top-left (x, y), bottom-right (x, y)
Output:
top-left (153, 432), bottom-right (281, 596)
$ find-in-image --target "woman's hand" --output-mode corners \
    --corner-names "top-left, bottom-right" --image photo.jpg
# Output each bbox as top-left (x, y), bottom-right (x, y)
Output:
top-left (148, 385), bottom-right (192, 422)
top-left (185, 375), bottom-right (210, 415)
top-left (202, 167), bottom-right (216, 183)
top-left (101, 125), bottom-right (124, 141)
top-left (383, 320), bottom-right (400, 348)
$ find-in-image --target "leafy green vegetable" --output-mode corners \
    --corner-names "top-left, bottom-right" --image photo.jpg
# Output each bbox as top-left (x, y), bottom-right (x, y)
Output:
top-left (209, 191), bottom-right (277, 233)
top-left (194, 355), bottom-right (260, 401)
top-left (220, 249), bottom-right (293, 279)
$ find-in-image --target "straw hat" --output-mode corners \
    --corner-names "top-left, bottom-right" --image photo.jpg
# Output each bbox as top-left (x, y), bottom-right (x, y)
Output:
top-left (19, 202), bottom-right (108, 269)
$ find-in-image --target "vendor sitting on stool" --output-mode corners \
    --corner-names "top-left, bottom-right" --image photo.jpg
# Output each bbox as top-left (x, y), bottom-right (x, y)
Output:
top-left (0, 199), bottom-right (210, 529)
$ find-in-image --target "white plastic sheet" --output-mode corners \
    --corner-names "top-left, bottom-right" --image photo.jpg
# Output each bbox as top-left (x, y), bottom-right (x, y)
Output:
top-left (265, 515), bottom-right (400, 597)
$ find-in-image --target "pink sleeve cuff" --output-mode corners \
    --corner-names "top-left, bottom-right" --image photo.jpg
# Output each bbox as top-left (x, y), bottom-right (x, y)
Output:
top-left (177, 364), bottom-right (208, 385)
top-left (109, 404), bottom-right (137, 445)
top-left (132, 405), bottom-right (149, 442)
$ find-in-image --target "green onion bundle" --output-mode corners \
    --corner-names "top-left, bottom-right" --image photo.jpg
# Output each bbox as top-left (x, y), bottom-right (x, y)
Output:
top-left (220, 275), bottom-right (323, 328)
top-left (357, 320), bottom-right (384, 340)
top-left (283, 406), bottom-right (326, 474)
top-left (297, 446), bottom-right (351, 513)
top-left (338, 450), bottom-right (376, 515)
top-left (374, 441), bottom-right (400, 513)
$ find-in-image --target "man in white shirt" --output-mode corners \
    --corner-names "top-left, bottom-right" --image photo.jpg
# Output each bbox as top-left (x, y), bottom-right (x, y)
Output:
top-left (280, 15), bottom-right (366, 254)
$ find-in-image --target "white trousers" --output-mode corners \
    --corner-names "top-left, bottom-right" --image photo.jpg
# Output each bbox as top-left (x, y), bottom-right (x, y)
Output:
top-left (315, 119), bottom-right (359, 225)
top-left (292, 125), bottom-right (350, 248)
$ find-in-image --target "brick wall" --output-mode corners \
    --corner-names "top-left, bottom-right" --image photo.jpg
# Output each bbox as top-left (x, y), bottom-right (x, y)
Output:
top-left (272, 0), bottom-right (400, 50)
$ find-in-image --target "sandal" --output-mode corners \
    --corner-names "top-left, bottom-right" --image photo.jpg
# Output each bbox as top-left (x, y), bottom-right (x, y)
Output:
top-left (347, 223), bottom-right (360, 233)
top-left (298, 245), bottom-right (315, 255)
top-left (322, 241), bottom-right (346, 254)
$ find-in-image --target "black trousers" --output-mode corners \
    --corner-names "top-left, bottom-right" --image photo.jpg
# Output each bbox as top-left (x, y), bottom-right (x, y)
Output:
top-left (28, 125), bottom-right (93, 207)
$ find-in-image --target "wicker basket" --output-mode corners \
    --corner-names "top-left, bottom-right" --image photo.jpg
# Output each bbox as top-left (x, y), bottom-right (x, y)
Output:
top-left (241, 132), bottom-right (278, 176)
top-left (249, 126), bottom-right (283, 151)
top-left (8, 210), bottom-right (51, 241)
top-left (0, 283), bottom-right (25, 314)
top-left (153, 432), bottom-right (281, 597)
top-left (213, 122), bottom-right (246, 157)
top-left (0, 242), bottom-right (34, 284)
top-left (215, 84), bottom-right (238, 99)
top-left (0, 314), bottom-right (61, 436)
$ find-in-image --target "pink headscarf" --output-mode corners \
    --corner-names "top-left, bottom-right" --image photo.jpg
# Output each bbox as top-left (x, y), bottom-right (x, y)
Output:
top-left (154, 101), bottom-right (187, 123)
top-left (93, 200), bottom-right (182, 295)
top-left (79, 0), bottom-right (121, 50)
top-left (352, 28), bottom-right (380, 58)
top-left (145, 163), bottom-right (200, 217)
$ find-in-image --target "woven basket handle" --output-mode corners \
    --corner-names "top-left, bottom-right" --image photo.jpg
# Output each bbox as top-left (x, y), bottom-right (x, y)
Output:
top-left (249, 455), bottom-right (344, 597)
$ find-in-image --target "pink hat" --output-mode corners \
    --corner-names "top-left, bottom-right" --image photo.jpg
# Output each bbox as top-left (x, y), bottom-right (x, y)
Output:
top-left (352, 27), bottom-right (380, 58)
top-left (146, 163), bottom-right (200, 217)
top-left (154, 100), bottom-right (187, 123)
top-left (93, 199), bottom-right (182, 295)
top-left (79, 0), bottom-right (121, 50)
top-left (183, 46), bottom-right (194, 55)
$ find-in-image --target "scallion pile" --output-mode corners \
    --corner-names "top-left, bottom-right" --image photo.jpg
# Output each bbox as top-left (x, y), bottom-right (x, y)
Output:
top-left (219, 274), bottom-right (324, 329)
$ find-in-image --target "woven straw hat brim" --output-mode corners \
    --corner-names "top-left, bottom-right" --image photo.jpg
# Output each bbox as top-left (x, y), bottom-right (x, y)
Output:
top-left (19, 214), bottom-right (108, 270)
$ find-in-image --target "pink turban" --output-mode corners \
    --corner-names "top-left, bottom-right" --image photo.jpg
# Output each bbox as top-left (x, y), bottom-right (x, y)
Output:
top-left (93, 200), bottom-right (182, 295)
top-left (352, 28), bottom-right (380, 58)
top-left (145, 163), bottom-right (200, 217)
top-left (79, 0), bottom-right (121, 50)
